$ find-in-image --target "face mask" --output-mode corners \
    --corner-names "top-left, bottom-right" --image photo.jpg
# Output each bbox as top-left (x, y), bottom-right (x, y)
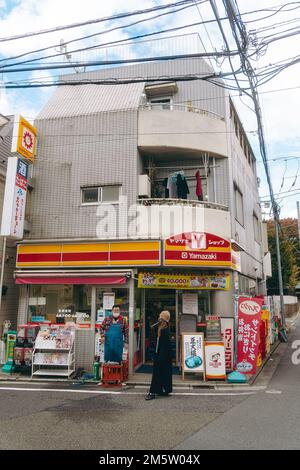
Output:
top-left (112, 312), bottom-right (119, 319)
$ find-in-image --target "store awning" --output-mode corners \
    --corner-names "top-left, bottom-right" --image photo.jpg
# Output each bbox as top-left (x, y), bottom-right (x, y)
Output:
top-left (15, 273), bottom-right (128, 285)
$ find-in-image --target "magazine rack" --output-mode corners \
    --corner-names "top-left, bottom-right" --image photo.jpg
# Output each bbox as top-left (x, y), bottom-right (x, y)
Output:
top-left (32, 325), bottom-right (75, 378)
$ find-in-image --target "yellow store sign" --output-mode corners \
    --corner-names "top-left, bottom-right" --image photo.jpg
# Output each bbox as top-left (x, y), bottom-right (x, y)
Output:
top-left (11, 115), bottom-right (37, 162)
top-left (138, 272), bottom-right (230, 290)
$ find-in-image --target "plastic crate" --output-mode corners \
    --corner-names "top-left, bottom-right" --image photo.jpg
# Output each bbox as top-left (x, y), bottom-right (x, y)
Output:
top-left (101, 364), bottom-right (123, 387)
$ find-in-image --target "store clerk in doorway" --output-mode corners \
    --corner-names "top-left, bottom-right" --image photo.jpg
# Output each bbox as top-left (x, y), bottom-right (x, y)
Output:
top-left (100, 306), bottom-right (129, 364)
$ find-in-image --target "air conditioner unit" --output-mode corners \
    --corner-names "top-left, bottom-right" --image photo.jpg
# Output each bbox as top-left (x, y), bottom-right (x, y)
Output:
top-left (138, 174), bottom-right (151, 197)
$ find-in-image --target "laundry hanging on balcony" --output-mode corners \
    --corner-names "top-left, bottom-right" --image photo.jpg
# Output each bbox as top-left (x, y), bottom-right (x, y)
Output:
top-left (166, 171), bottom-right (190, 199)
top-left (195, 169), bottom-right (203, 201)
top-left (176, 173), bottom-right (190, 199)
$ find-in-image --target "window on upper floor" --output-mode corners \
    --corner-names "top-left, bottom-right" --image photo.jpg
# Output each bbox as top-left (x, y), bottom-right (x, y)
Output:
top-left (253, 213), bottom-right (261, 242)
top-left (234, 185), bottom-right (244, 226)
top-left (148, 97), bottom-right (172, 110)
top-left (81, 185), bottom-right (121, 205)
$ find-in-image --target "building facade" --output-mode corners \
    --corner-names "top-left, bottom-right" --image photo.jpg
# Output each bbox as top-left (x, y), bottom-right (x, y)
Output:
top-left (14, 58), bottom-right (271, 376)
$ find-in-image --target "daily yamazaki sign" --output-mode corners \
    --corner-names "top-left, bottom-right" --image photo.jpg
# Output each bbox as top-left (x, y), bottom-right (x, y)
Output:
top-left (164, 232), bottom-right (232, 267)
top-left (16, 241), bottom-right (161, 268)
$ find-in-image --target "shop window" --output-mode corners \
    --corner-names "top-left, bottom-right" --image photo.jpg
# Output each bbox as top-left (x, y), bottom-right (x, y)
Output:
top-left (82, 185), bottom-right (121, 205)
top-left (234, 185), bottom-right (244, 226)
top-left (27, 285), bottom-right (92, 325)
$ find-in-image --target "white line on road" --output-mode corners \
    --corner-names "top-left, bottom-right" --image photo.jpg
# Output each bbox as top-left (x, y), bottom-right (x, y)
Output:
top-left (265, 390), bottom-right (282, 394)
top-left (0, 386), bottom-right (258, 397)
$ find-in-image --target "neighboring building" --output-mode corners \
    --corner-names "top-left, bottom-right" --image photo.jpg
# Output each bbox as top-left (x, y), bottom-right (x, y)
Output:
top-left (0, 115), bottom-right (21, 329)
top-left (14, 58), bottom-right (271, 376)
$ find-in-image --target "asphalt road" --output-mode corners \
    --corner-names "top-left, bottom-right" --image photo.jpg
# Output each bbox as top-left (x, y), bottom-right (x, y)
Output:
top-left (0, 317), bottom-right (299, 450)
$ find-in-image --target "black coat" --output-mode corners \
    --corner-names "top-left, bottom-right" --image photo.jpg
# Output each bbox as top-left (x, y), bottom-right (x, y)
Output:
top-left (149, 327), bottom-right (173, 394)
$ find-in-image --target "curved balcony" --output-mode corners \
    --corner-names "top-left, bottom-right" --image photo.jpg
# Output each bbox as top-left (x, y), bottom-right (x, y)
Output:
top-left (135, 198), bottom-right (231, 240)
top-left (138, 104), bottom-right (227, 157)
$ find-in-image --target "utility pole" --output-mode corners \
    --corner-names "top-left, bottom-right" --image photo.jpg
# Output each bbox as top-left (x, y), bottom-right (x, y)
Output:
top-left (221, 0), bottom-right (286, 330)
top-left (297, 201), bottom-right (300, 247)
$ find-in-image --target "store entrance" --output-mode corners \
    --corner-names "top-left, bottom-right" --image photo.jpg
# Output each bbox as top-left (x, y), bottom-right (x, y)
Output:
top-left (144, 289), bottom-right (177, 364)
top-left (143, 289), bottom-right (211, 368)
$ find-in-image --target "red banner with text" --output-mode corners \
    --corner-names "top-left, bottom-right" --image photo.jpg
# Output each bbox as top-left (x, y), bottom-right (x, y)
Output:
top-left (236, 297), bottom-right (263, 375)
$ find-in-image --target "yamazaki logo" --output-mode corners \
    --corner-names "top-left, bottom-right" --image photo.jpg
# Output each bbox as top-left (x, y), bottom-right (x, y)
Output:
top-left (239, 300), bottom-right (261, 315)
top-left (166, 232), bottom-right (230, 250)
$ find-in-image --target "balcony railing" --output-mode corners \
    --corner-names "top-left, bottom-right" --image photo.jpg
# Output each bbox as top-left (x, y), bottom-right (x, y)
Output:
top-left (139, 103), bottom-right (225, 122)
top-left (137, 197), bottom-right (229, 212)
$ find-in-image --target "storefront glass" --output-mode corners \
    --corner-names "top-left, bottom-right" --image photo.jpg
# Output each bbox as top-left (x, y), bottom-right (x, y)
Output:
top-left (144, 289), bottom-right (176, 363)
top-left (27, 284), bottom-right (92, 325)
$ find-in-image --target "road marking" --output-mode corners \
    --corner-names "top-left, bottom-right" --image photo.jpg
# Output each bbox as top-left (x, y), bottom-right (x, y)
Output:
top-left (265, 390), bottom-right (282, 394)
top-left (0, 386), bottom-right (258, 397)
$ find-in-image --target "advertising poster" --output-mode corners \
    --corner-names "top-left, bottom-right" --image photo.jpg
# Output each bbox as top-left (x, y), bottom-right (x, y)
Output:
top-left (221, 318), bottom-right (234, 371)
top-left (205, 342), bottom-right (226, 379)
top-left (138, 272), bottom-right (230, 290)
top-left (236, 297), bottom-right (263, 375)
top-left (206, 315), bottom-right (222, 341)
top-left (182, 333), bottom-right (205, 375)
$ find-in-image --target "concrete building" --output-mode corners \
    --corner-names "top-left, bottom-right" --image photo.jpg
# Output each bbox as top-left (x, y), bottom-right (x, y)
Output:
top-left (14, 58), bottom-right (271, 376)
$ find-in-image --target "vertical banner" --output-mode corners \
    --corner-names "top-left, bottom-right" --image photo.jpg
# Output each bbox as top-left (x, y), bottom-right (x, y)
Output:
top-left (221, 318), bottom-right (234, 371)
top-left (236, 297), bottom-right (263, 374)
top-left (0, 157), bottom-right (28, 239)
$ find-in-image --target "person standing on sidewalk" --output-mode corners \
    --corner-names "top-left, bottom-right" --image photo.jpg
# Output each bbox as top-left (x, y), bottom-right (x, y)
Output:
top-left (145, 310), bottom-right (173, 400)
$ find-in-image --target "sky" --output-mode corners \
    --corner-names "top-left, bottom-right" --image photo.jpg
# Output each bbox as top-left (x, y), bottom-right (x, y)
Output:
top-left (0, 0), bottom-right (300, 219)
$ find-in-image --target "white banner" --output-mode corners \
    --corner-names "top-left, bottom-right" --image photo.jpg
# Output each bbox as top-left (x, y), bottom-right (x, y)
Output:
top-left (1, 157), bottom-right (28, 239)
top-left (221, 317), bottom-right (234, 371)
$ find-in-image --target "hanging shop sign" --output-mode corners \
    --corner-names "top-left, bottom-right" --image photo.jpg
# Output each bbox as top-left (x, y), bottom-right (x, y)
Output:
top-left (11, 115), bottom-right (37, 163)
top-left (0, 157), bottom-right (28, 239)
top-left (231, 249), bottom-right (242, 272)
top-left (221, 317), bottom-right (234, 371)
top-left (181, 333), bottom-right (205, 379)
top-left (138, 272), bottom-right (230, 290)
top-left (164, 232), bottom-right (232, 267)
top-left (16, 240), bottom-right (161, 268)
top-left (204, 342), bottom-right (226, 380)
top-left (236, 297), bottom-right (263, 375)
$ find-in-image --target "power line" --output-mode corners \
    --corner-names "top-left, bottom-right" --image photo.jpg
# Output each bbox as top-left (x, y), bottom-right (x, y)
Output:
top-left (0, 0), bottom-right (205, 43)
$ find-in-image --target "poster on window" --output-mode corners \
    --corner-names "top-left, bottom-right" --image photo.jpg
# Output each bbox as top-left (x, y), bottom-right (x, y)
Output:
top-left (182, 293), bottom-right (198, 316)
top-left (205, 342), bottom-right (226, 380)
top-left (181, 333), bottom-right (205, 374)
top-left (236, 297), bottom-right (263, 374)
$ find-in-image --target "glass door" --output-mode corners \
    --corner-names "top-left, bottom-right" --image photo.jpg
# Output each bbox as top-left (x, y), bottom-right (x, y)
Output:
top-left (144, 289), bottom-right (176, 364)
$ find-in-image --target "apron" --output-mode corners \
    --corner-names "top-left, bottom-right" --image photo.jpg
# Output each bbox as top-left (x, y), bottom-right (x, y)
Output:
top-left (104, 322), bottom-right (123, 363)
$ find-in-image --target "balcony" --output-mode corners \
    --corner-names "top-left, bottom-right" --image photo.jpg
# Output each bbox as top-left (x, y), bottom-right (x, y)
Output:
top-left (135, 198), bottom-right (231, 240)
top-left (138, 104), bottom-right (227, 157)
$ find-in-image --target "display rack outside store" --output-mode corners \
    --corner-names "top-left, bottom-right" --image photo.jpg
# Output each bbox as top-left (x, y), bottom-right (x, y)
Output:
top-left (32, 325), bottom-right (75, 378)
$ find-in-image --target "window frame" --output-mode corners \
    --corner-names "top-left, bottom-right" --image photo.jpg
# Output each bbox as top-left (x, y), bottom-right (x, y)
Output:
top-left (81, 185), bottom-right (122, 206)
top-left (234, 184), bottom-right (244, 227)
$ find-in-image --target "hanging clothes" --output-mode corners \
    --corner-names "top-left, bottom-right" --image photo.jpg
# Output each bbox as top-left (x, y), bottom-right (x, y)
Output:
top-left (195, 170), bottom-right (203, 201)
top-left (176, 173), bottom-right (190, 199)
top-left (162, 178), bottom-right (169, 198)
top-left (167, 174), bottom-right (178, 198)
